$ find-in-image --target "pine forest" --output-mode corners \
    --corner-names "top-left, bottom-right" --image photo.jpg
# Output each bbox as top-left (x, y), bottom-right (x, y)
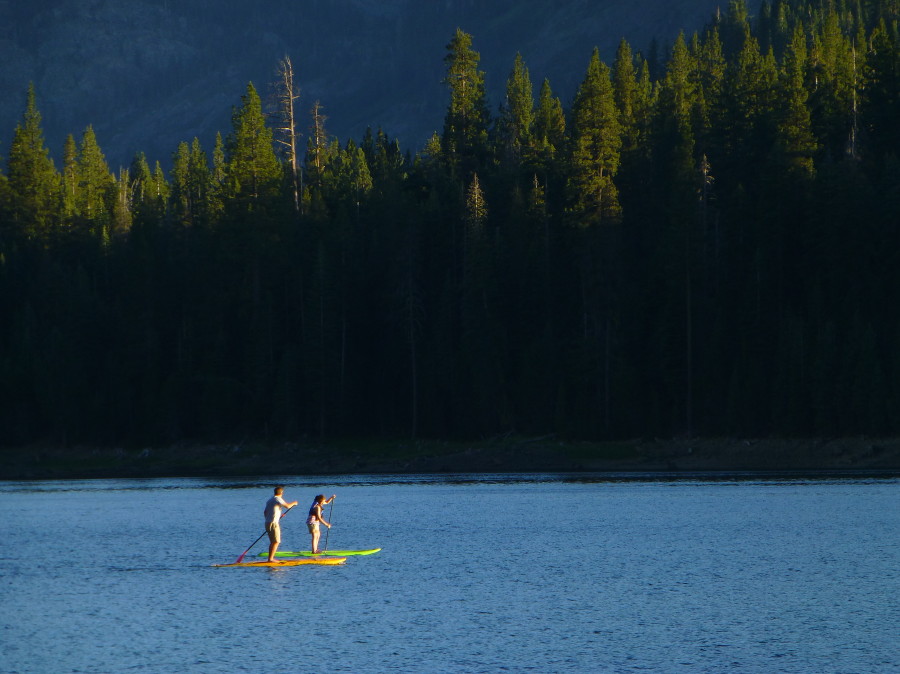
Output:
top-left (1, 0), bottom-right (899, 451)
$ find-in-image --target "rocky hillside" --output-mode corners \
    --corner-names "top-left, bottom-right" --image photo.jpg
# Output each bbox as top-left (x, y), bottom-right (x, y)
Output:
top-left (0, 0), bottom-right (756, 168)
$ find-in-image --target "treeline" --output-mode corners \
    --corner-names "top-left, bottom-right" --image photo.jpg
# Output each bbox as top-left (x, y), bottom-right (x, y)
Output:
top-left (1, 0), bottom-right (899, 448)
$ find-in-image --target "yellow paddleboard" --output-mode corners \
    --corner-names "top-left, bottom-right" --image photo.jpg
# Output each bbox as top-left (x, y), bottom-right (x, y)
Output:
top-left (214, 557), bottom-right (346, 567)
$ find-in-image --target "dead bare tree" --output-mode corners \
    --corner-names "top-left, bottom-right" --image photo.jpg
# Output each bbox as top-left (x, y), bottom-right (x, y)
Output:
top-left (273, 55), bottom-right (302, 214)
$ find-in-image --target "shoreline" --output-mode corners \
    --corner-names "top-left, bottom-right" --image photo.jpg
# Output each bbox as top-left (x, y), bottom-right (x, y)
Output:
top-left (2, 436), bottom-right (900, 480)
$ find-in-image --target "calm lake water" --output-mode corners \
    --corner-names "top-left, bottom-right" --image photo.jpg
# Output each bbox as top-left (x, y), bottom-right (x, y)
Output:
top-left (1, 473), bottom-right (897, 673)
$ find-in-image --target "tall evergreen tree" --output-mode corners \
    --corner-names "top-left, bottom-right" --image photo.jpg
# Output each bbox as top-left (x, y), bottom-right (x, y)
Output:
top-left (721, 26), bottom-right (779, 181)
top-left (463, 172), bottom-right (488, 280)
top-left (188, 138), bottom-right (212, 226)
top-left (567, 48), bottom-right (623, 225)
top-left (862, 19), bottom-right (900, 166)
top-left (694, 27), bottom-right (727, 151)
top-left (719, 0), bottom-right (752, 58)
top-left (111, 167), bottom-right (133, 236)
top-left (323, 139), bottom-right (373, 213)
top-left (651, 33), bottom-right (704, 437)
top-left (363, 127), bottom-right (406, 196)
top-left (6, 84), bottom-right (59, 240)
top-left (777, 22), bottom-right (818, 175)
top-left (170, 141), bottom-right (192, 226)
top-left (209, 132), bottom-right (226, 222)
top-left (532, 78), bottom-right (567, 187)
top-left (170, 139), bottom-right (213, 228)
top-left (75, 125), bottom-right (114, 237)
top-left (460, 171), bottom-right (505, 433)
top-left (441, 29), bottom-right (491, 177)
top-left (498, 52), bottom-right (535, 167)
top-left (808, 10), bottom-right (859, 158)
top-left (0, 164), bottom-right (9, 226)
top-left (129, 152), bottom-right (165, 228)
top-left (613, 38), bottom-right (639, 152)
top-left (659, 33), bottom-right (698, 143)
top-left (152, 161), bottom-right (170, 221)
top-left (61, 134), bottom-right (78, 220)
top-left (225, 82), bottom-right (282, 212)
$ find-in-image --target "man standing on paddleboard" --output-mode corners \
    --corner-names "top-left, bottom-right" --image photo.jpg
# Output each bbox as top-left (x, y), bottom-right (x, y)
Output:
top-left (264, 486), bottom-right (298, 562)
top-left (307, 493), bottom-right (335, 554)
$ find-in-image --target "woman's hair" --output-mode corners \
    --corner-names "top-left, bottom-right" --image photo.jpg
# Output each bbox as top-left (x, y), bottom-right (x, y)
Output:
top-left (315, 494), bottom-right (326, 503)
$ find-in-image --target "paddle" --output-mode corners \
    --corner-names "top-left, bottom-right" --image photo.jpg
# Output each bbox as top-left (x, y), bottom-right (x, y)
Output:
top-left (323, 496), bottom-right (335, 552)
top-left (235, 505), bottom-right (294, 564)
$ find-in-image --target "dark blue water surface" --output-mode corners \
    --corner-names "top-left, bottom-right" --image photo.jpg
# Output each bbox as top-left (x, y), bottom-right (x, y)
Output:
top-left (1, 473), bottom-right (897, 673)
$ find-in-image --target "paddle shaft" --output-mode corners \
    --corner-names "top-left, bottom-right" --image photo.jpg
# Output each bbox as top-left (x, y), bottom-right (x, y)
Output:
top-left (323, 497), bottom-right (335, 551)
top-left (236, 505), bottom-right (294, 563)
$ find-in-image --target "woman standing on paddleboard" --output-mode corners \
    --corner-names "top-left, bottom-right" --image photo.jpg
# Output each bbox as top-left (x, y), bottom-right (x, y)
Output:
top-left (307, 494), bottom-right (335, 554)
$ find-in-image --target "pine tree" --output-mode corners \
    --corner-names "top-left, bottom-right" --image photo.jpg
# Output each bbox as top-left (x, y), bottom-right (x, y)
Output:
top-left (170, 141), bottom-right (192, 226)
top-left (862, 19), bottom-right (900, 166)
top-left (777, 23), bottom-right (818, 175)
top-left (462, 171), bottom-right (488, 306)
top-left (129, 152), bottom-right (164, 227)
top-left (111, 167), bottom-right (133, 235)
top-left (721, 27), bottom-right (778, 180)
top-left (460, 171), bottom-right (503, 433)
top-left (652, 33), bottom-right (704, 437)
top-left (171, 139), bottom-right (212, 228)
top-left (209, 132), bottom-right (226, 222)
top-left (151, 161), bottom-right (170, 221)
top-left (464, 172), bottom-right (487, 270)
top-left (442, 28), bottom-right (491, 176)
top-left (225, 82), bottom-right (282, 211)
top-left (620, 54), bottom-right (656, 172)
top-left (349, 143), bottom-right (373, 201)
top-left (419, 132), bottom-right (444, 174)
top-left (613, 38), bottom-right (638, 152)
top-left (363, 127), bottom-right (406, 196)
top-left (75, 125), bottom-right (114, 236)
top-left (808, 10), bottom-right (859, 158)
top-left (660, 33), bottom-right (698, 141)
top-left (695, 27), bottom-right (727, 151)
top-left (719, 0), bottom-right (752, 58)
top-left (532, 78), bottom-right (567, 178)
top-left (6, 84), bottom-right (59, 240)
top-left (189, 138), bottom-right (212, 226)
top-left (498, 53), bottom-right (535, 167)
top-left (0, 164), bottom-right (9, 223)
top-left (567, 48), bottom-right (623, 225)
top-left (61, 134), bottom-right (78, 220)
top-left (323, 139), bottom-right (372, 211)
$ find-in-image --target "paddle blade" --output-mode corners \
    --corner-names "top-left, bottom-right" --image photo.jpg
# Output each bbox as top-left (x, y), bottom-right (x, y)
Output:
top-left (236, 529), bottom-right (268, 563)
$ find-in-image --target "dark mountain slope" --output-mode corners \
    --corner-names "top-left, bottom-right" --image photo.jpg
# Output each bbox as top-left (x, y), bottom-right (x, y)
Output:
top-left (0, 0), bottom-right (755, 167)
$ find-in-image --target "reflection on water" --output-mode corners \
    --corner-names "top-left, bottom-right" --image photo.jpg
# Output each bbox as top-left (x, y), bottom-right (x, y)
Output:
top-left (1, 474), bottom-right (898, 673)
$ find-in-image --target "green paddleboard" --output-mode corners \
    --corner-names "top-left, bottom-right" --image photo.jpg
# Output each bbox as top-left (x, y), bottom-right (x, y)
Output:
top-left (259, 548), bottom-right (381, 557)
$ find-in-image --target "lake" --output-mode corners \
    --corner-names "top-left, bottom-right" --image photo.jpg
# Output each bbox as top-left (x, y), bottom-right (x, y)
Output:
top-left (1, 473), bottom-right (897, 673)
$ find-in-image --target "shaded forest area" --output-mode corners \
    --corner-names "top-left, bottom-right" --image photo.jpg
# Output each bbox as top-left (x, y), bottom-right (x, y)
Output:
top-left (1, 0), bottom-right (899, 452)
